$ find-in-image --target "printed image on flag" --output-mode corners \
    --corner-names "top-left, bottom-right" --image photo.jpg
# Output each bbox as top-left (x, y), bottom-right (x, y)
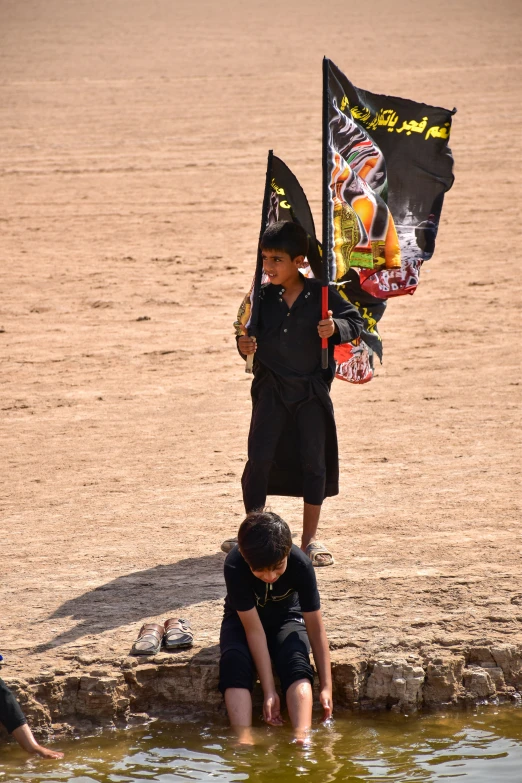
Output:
top-left (325, 58), bottom-right (455, 299)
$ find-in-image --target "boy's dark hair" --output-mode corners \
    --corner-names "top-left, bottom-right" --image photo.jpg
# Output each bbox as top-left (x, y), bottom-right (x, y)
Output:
top-left (260, 221), bottom-right (308, 260)
top-left (238, 510), bottom-right (292, 570)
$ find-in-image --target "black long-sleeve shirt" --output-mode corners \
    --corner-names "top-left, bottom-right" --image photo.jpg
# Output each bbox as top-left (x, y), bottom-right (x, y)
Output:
top-left (254, 276), bottom-right (363, 384)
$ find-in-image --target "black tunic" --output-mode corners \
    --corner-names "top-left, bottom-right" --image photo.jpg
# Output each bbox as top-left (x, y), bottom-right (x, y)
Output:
top-left (241, 276), bottom-right (363, 506)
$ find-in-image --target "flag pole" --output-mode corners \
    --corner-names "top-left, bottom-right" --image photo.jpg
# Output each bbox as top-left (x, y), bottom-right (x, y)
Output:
top-left (245, 150), bottom-right (273, 373)
top-left (321, 57), bottom-right (330, 370)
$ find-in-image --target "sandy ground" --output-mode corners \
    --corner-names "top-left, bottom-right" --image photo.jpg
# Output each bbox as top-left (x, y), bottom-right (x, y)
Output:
top-left (0, 0), bottom-right (521, 690)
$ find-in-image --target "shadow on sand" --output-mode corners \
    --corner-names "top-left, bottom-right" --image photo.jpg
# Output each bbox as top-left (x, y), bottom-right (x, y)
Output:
top-left (33, 553), bottom-right (226, 654)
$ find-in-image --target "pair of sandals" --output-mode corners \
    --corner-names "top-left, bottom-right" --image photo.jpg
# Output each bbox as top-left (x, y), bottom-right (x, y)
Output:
top-left (220, 537), bottom-right (334, 567)
top-left (130, 618), bottom-right (193, 656)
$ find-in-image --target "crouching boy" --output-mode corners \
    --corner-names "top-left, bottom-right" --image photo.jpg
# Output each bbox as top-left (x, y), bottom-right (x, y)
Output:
top-left (219, 511), bottom-right (332, 744)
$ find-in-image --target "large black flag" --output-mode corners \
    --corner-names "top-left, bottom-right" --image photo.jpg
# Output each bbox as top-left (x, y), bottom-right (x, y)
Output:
top-left (324, 58), bottom-right (455, 299)
top-left (236, 63), bottom-right (455, 383)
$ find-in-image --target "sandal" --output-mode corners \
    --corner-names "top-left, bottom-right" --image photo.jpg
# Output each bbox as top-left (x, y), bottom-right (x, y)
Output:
top-left (130, 622), bottom-right (164, 655)
top-left (163, 618), bottom-right (194, 649)
top-left (305, 541), bottom-right (335, 567)
top-left (220, 536), bottom-right (238, 554)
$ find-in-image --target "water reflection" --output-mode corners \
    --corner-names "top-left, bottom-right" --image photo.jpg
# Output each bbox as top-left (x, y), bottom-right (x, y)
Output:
top-left (0, 706), bottom-right (520, 782)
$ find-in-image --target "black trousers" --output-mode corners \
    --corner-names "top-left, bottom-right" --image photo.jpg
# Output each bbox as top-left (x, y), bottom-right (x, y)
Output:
top-left (219, 613), bottom-right (314, 696)
top-left (242, 389), bottom-right (327, 510)
top-left (0, 678), bottom-right (26, 734)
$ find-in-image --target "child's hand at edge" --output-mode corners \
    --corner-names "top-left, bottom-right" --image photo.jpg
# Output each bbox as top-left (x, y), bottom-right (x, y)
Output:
top-left (11, 724), bottom-right (64, 759)
top-left (320, 686), bottom-right (333, 721)
top-left (238, 324), bottom-right (257, 356)
top-left (263, 690), bottom-right (284, 726)
top-left (317, 310), bottom-right (337, 339)
top-left (35, 745), bottom-right (65, 759)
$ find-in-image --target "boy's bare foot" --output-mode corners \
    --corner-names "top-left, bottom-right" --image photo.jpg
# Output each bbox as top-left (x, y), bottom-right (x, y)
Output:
top-left (233, 727), bottom-right (255, 746)
top-left (292, 728), bottom-right (312, 747)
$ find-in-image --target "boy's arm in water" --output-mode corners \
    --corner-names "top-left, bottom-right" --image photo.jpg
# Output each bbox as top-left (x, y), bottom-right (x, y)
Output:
top-left (12, 723), bottom-right (64, 759)
top-left (302, 609), bottom-right (333, 720)
top-left (237, 608), bottom-right (283, 726)
top-left (1, 678), bottom-right (63, 759)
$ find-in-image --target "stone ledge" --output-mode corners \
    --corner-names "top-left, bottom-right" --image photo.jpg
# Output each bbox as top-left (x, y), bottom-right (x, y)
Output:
top-left (2, 643), bottom-right (521, 739)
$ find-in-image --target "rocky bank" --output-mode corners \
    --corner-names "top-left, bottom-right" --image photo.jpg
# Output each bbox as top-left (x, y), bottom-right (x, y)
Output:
top-left (2, 643), bottom-right (521, 740)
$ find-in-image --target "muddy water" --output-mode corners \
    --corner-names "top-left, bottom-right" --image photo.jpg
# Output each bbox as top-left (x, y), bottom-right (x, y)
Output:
top-left (0, 706), bottom-right (521, 782)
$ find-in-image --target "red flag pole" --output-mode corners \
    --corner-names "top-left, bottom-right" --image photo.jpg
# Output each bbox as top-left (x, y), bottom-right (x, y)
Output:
top-left (321, 57), bottom-right (331, 370)
top-left (321, 284), bottom-right (329, 359)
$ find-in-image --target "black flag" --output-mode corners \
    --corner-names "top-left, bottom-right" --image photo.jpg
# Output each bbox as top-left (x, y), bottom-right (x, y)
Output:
top-left (234, 151), bottom-right (322, 340)
top-left (325, 58), bottom-right (455, 298)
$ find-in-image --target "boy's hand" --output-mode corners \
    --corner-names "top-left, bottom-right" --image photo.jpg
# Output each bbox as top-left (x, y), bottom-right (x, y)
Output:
top-left (12, 724), bottom-right (64, 759)
top-left (238, 325), bottom-right (257, 356)
top-left (317, 310), bottom-right (336, 339)
top-left (263, 690), bottom-right (283, 725)
top-left (319, 686), bottom-right (333, 721)
top-left (36, 745), bottom-right (65, 759)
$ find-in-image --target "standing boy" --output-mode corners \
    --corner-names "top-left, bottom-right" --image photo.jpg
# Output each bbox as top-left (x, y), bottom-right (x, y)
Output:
top-left (219, 510), bottom-right (332, 745)
top-left (224, 221), bottom-right (363, 566)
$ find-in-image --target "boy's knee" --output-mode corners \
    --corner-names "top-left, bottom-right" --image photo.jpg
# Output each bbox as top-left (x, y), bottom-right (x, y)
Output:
top-left (277, 653), bottom-right (314, 695)
top-left (302, 461), bottom-right (326, 476)
top-left (219, 648), bottom-right (255, 694)
top-left (275, 638), bottom-right (314, 695)
top-left (220, 647), bottom-right (249, 673)
top-left (245, 458), bottom-right (273, 476)
top-left (287, 679), bottom-right (312, 699)
top-left (282, 665), bottom-right (314, 694)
